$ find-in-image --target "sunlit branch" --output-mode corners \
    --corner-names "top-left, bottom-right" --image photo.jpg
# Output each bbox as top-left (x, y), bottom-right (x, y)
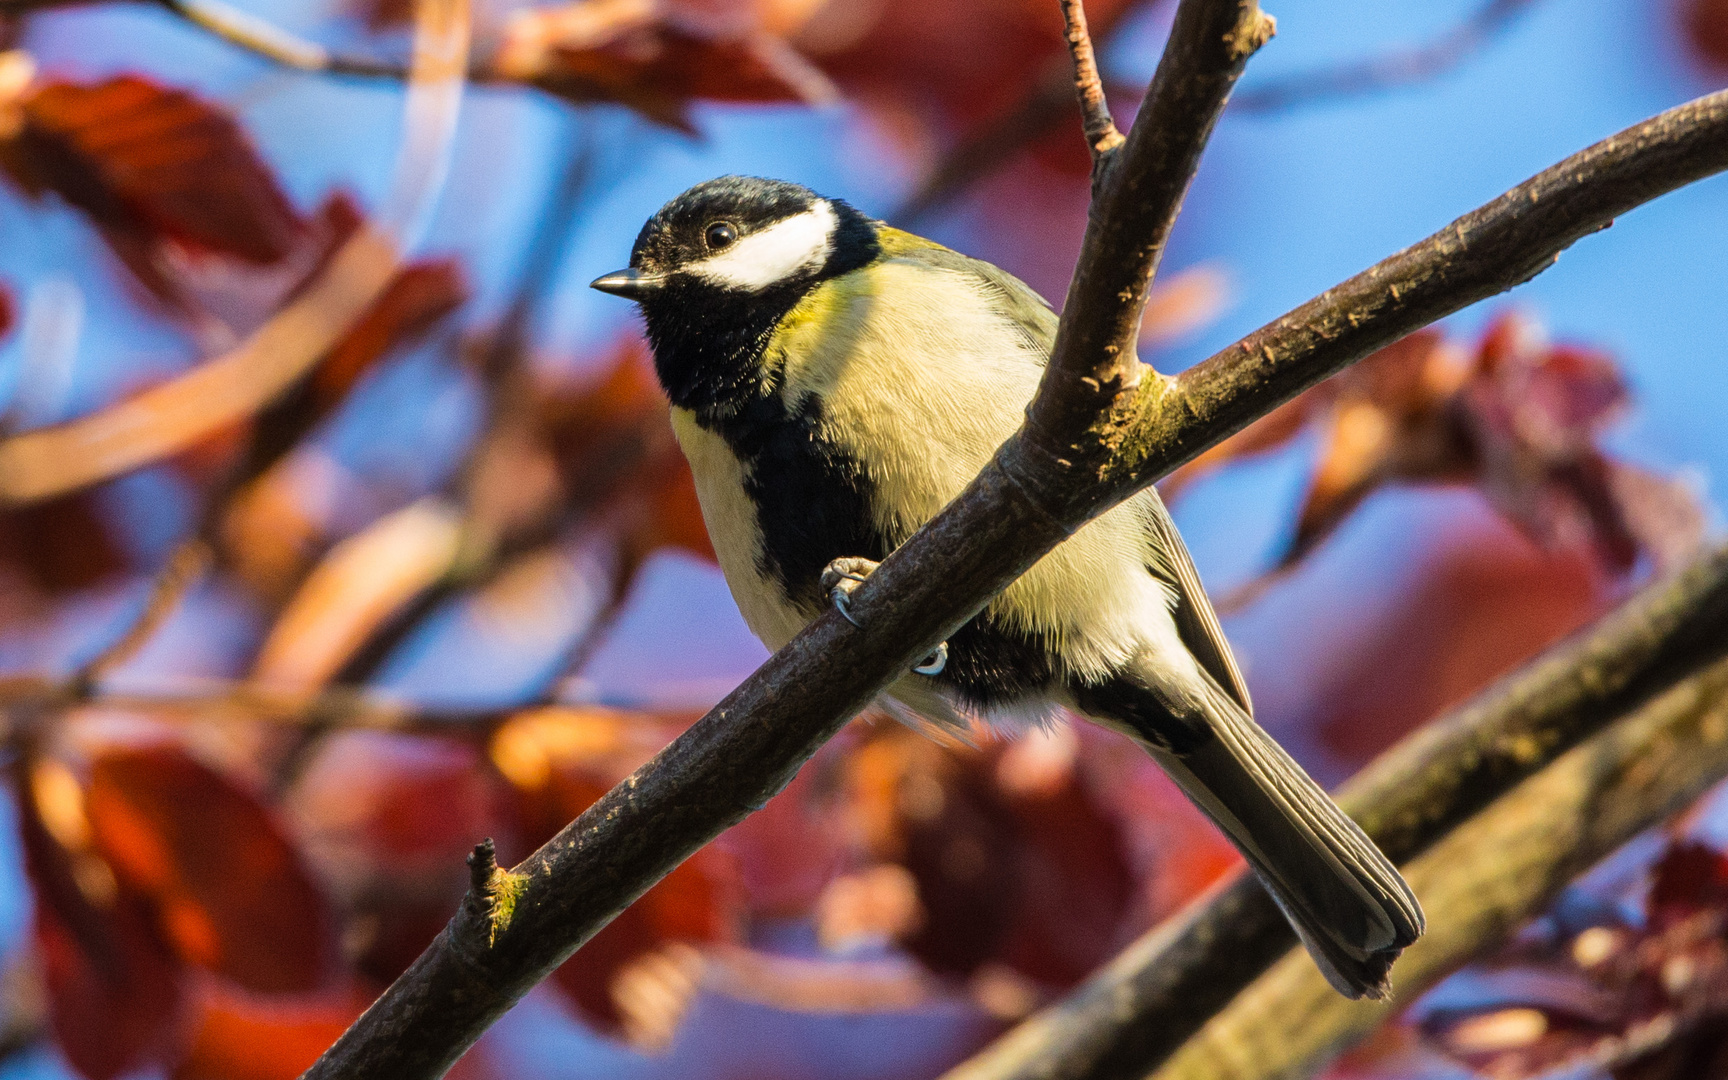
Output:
top-left (945, 538), bottom-right (1728, 1080)
top-left (1155, 652), bottom-right (1728, 1079)
top-left (298, 0), bottom-right (1269, 1076)
top-left (297, 26), bottom-right (1728, 1080)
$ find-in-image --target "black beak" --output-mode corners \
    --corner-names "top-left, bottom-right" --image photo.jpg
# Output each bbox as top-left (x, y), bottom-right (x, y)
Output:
top-left (590, 268), bottom-right (666, 301)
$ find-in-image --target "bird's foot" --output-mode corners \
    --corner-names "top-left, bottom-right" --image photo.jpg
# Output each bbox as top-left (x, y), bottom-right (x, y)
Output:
top-left (820, 557), bottom-right (878, 628)
top-left (819, 556), bottom-right (948, 676)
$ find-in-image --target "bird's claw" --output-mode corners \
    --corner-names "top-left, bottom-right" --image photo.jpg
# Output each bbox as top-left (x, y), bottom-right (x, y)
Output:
top-left (821, 557), bottom-right (878, 628)
top-left (913, 641), bottom-right (948, 676)
top-left (820, 556), bottom-right (947, 676)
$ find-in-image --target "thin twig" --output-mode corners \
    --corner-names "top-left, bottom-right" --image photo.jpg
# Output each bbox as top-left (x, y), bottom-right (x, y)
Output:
top-left (944, 539), bottom-right (1728, 1080)
top-left (1062, 0), bottom-right (1125, 159)
top-left (1155, 654), bottom-right (1728, 1080)
top-left (895, 0), bottom-right (1541, 224)
top-left (1231, 0), bottom-right (1542, 114)
top-left (69, 539), bottom-right (211, 693)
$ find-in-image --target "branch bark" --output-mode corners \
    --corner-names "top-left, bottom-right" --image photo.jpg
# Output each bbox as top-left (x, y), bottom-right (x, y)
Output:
top-left (299, 2), bottom-right (1266, 1076)
top-left (1154, 652), bottom-right (1728, 1080)
top-left (942, 539), bottom-right (1728, 1080)
top-left (298, 60), bottom-right (1728, 1080)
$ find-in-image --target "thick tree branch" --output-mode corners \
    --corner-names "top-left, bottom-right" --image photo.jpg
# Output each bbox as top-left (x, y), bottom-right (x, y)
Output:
top-left (1154, 653), bottom-right (1728, 1080)
top-left (299, 65), bottom-right (1728, 1080)
top-left (943, 539), bottom-right (1728, 1080)
top-left (299, 2), bottom-right (1264, 1077)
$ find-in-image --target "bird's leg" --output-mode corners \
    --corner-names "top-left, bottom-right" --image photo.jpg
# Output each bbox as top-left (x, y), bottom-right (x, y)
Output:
top-left (818, 556), bottom-right (948, 676)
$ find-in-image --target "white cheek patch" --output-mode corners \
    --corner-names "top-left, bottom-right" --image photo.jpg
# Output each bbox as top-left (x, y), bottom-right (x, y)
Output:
top-left (687, 201), bottom-right (837, 291)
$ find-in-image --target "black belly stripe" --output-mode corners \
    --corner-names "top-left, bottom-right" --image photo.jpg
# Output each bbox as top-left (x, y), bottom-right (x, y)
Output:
top-left (696, 393), bottom-right (1059, 712)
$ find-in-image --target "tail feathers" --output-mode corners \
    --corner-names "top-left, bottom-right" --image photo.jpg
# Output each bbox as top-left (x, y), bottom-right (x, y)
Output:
top-left (1106, 677), bottom-right (1423, 999)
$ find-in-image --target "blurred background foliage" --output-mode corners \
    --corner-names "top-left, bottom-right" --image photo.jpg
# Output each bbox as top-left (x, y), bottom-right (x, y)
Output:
top-left (0, 0), bottom-right (1723, 1076)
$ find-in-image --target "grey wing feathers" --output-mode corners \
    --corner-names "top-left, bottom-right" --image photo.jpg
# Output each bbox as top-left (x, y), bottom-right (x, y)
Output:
top-left (1142, 489), bottom-right (1255, 715)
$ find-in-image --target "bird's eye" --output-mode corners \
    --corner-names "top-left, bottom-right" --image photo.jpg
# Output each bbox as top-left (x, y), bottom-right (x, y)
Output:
top-left (705, 222), bottom-right (738, 249)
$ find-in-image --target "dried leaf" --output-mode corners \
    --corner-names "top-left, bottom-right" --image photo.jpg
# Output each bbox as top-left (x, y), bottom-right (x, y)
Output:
top-left (85, 741), bottom-right (337, 993)
top-left (494, 0), bottom-right (838, 129)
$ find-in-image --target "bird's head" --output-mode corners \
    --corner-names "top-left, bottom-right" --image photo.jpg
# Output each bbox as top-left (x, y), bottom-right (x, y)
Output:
top-left (590, 176), bottom-right (878, 306)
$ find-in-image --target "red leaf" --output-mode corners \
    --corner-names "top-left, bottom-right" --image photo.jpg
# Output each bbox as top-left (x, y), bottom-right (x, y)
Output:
top-left (0, 489), bottom-right (128, 592)
top-left (1, 75), bottom-right (300, 266)
top-left (840, 724), bottom-right (1136, 988)
top-left (491, 707), bottom-right (746, 1038)
top-left (1683, 0), bottom-right (1728, 72)
top-left (289, 731), bottom-right (517, 983)
top-left (175, 979), bottom-right (504, 1080)
top-left (84, 742), bottom-right (337, 993)
top-left (18, 759), bottom-right (185, 1079)
top-left (1312, 515), bottom-right (1610, 770)
top-left (0, 278), bottom-right (13, 341)
top-left (1648, 841), bottom-right (1728, 930)
top-left (494, 0), bottom-right (835, 129)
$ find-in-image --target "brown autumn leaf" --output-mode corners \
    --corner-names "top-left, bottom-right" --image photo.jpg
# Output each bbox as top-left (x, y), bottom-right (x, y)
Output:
top-left (0, 71), bottom-right (303, 307)
top-left (491, 706), bottom-right (747, 1039)
top-left (494, 0), bottom-right (838, 130)
top-left (83, 741), bottom-right (337, 994)
top-left (19, 756), bottom-right (187, 1080)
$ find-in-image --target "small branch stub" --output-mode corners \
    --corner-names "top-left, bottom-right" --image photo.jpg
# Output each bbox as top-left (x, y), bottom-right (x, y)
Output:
top-left (1061, 0), bottom-right (1124, 158)
top-left (466, 839), bottom-right (527, 947)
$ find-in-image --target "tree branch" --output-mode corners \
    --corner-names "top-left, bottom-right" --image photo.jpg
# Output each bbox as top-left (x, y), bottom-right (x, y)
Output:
top-left (298, 56), bottom-right (1728, 1080)
top-left (298, 1), bottom-right (1266, 1076)
top-left (943, 538), bottom-right (1728, 1080)
top-left (1061, 0), bottom-right (1125, 159)
top-left (1154, 652), bottom-right (1728, 1080)
top-left (1231, 0), bottom-right (1541, 114)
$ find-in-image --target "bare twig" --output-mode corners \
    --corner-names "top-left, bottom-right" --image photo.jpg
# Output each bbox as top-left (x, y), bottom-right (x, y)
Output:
top-left (1155, 653), bottom-right (1728, 1080)
top-left (896, 0), bottom-right (1541, 224)
top-left (1231, 0), bottom-right (1541, 114)
top-left (69, 540), bottom-right (211, 693)
top-left (944, 539), bottom-right (1728, 1080)
top-left (1062, 0), bottom-right (1125, 159)
top-left (299, 2), bottom-right (1267, 1077)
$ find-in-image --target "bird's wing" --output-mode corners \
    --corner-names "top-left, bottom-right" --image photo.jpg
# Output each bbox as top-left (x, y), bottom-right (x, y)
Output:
top-left (877, 227), bottom-right (1060, 353)
top-left (1140, 488), bottom-right (1254, 715)
top-left (874, 228), bottom-right (1252, 712)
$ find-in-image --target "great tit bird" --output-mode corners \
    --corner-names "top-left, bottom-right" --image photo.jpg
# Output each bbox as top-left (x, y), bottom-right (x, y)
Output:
top-left (592, 175), bottom-right (1423, 998)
